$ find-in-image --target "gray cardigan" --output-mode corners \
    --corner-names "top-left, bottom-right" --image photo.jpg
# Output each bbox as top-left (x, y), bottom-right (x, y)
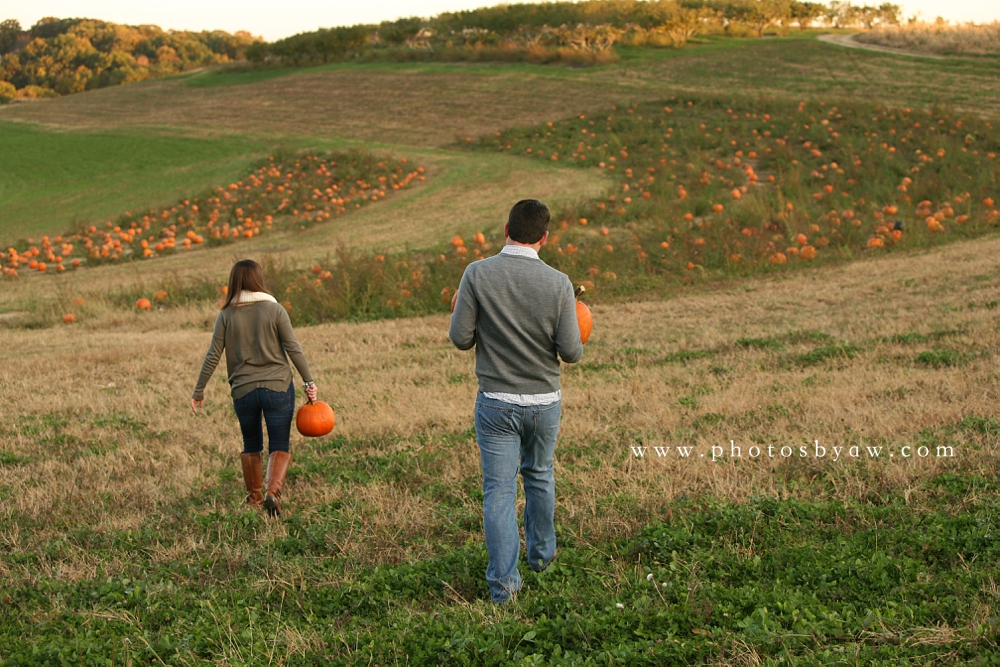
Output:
top-left (449, 252), bottom-right (583, 394)
top-left (192, 301), bottom-right (313, 401)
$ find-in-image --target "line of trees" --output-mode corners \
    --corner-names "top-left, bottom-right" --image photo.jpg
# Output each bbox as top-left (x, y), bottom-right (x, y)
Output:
top-left (0, 17), bottom-right (259, 101)
top-left (247, 0), bottom-right (902, 66)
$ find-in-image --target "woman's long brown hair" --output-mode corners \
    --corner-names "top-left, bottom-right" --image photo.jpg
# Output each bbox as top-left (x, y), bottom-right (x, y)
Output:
top-left (221, 259), bottom-right (269, 309)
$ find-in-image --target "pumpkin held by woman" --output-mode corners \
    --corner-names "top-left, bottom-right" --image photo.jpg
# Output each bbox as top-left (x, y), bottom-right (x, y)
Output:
top-left (296, 401), bottom-right (336, 437)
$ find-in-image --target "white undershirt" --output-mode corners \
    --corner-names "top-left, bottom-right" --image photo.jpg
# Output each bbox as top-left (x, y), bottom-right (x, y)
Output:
top-left (481, 245), bottom-right (562, 407)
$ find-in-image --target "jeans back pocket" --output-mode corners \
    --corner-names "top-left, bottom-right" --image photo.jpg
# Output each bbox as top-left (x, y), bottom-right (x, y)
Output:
top-left (266, 389), bottom-right (291, 411)
top-left (476, 402), bottom-right (516, 437)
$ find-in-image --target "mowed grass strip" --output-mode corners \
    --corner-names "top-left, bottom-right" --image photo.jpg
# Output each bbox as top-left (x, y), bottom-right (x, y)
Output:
top-left (0, 121), bottom-right (267, 239)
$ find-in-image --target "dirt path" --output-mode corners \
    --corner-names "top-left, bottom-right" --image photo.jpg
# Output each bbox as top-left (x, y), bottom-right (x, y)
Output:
top-left (817, 33), bottom-right (947, 60)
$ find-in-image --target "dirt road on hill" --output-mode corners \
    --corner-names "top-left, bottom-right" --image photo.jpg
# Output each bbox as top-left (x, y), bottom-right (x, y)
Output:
top-left (817, 33), bottom-right (947, 60)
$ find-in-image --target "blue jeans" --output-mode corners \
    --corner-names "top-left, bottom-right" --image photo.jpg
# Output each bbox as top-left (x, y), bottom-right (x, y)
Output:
top-left (233, 383), bottom-right (295, 454)
top-left (474, 393), bottom-right (561, 603)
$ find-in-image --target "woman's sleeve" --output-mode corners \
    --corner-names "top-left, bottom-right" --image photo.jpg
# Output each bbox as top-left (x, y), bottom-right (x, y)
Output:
top-left (192, 312), bottom-right (226, 401)
top-left (276, 307), bottom-right (314, 383)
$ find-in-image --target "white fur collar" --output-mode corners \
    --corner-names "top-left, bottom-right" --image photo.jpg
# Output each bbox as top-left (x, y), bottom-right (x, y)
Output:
top-left (237, 291), bottom-right (277, 304)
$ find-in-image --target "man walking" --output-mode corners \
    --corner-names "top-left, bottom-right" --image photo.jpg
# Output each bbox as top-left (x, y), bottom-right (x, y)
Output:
top-left (449, 199), bottom-right (584, 603)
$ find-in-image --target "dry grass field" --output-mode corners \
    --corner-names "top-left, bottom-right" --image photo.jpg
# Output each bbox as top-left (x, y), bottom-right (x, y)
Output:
top-left (857, 22), bottom-right (1000, 58)
top-left (3, 232), bottom-right (998, 557)
top-left (1, 33), bottom-right (999, 664)
top-left (2, 227), bottom-right (999, 663)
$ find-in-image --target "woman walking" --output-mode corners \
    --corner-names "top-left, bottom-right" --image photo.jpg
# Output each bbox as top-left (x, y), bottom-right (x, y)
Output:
top-left (191, 259), bottom-right (317, 517)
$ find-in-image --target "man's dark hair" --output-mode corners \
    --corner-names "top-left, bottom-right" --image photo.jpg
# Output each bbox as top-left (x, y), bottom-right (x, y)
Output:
top-left (507, 199), bottom-right (550, 244)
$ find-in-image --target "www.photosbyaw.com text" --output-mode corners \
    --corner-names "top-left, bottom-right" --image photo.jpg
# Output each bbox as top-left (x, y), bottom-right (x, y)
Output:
top-left (630, 440), bottom-right (956, 461)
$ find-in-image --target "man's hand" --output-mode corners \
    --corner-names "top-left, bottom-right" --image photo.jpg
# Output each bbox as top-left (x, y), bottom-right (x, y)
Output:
top-left (191, 398), bottom-right (203, 415)
top-left (305, 384), bottom-right (318, 403)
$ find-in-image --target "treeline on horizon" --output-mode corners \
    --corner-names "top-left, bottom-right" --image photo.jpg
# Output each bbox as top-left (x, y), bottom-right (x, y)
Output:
top-left (0, 0), bottom-right (899, 102)
top-left (247, 0), bottom-right (901, 66)
top-left (0, 17), bottom-right (258, 102)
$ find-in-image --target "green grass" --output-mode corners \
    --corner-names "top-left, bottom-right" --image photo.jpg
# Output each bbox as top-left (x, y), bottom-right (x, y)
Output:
top-left (663, 349), bottom-right (715, 364)
top-left (0, 121), bottom-right (268, 239)
top-left (796, 344), bottom-right (861, 366)
top-left (2, 480), bottom-right (997, 664)
top-left (183, 65), bottom-right (310, 88)
top-left (915, 348), bottom-right (969, 367)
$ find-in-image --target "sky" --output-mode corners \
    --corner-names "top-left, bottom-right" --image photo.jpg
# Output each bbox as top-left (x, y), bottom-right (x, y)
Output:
top-left (5, 0), bottom-right (999, 42)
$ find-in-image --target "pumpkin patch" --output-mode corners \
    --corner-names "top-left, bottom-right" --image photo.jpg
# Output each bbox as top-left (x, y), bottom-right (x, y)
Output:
top-left (469, 96), bottom-right (999, 287)
top-left (5, 97), bottom-right (998, 332)
top-left (0, 151), bottom-right (425, 278)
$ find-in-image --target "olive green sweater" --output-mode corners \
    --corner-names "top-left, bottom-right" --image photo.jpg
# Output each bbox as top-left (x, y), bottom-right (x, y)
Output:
top-left (192, 300), bottom-right (313, 401)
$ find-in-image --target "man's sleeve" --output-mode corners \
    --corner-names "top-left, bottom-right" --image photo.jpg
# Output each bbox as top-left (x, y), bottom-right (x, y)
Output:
top-left (555, 278), bottom-right (584, 363)
top-left (448, 267), bottom-right (478, 351)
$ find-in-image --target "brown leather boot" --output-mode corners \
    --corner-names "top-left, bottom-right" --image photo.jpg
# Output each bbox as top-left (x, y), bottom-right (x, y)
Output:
top-left (263, 451), bottom-right (291, 517)
top-left (240, 452), bottom-right (264, 508)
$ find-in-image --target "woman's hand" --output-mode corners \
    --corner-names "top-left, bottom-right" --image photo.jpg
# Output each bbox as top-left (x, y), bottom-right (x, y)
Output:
top-left (305, 384), bottom-right (318, 403)
top-left (191, 398), bottom-right (203, 415)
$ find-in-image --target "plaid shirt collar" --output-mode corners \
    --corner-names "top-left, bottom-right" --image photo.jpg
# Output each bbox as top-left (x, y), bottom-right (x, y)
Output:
top-left (500, 244), bottom-right (539, 259)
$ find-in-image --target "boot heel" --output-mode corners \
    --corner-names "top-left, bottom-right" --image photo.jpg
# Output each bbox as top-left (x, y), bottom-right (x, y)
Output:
top-left (263, 451), bottom-right (291, 518)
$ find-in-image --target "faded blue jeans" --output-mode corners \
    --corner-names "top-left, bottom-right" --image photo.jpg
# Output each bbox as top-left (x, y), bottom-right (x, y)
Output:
top-left (474, 393), bottom-right (561, 603)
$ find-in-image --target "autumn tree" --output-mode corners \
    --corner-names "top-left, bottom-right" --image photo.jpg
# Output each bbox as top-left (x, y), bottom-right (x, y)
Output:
top-left (0, 19), bottom-right (21, 55)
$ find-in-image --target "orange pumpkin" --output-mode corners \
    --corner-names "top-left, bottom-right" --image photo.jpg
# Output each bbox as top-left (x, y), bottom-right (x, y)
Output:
top-left (62, 314), bottom-right (76, 324)
top-left (575, 285), bottom-right (593, 344)
top-left (136, 298), bottom-right (152, 311)
top-left (296, 400), bottom-right (335, 437)
top-left (450, 289), bottom-right (459, 313)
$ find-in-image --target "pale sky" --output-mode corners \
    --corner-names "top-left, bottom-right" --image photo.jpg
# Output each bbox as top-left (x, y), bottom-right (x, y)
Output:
top-left (5, 0), bottom-right (998, 42)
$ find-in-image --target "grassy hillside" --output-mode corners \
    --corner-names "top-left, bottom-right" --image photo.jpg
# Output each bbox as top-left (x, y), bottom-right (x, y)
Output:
top-left (0, 121), bottom-right (267, 238)
top-left (4, 37), bottom-right (1000, 147)
top-left (1, 31), bottom-right (999, 664)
